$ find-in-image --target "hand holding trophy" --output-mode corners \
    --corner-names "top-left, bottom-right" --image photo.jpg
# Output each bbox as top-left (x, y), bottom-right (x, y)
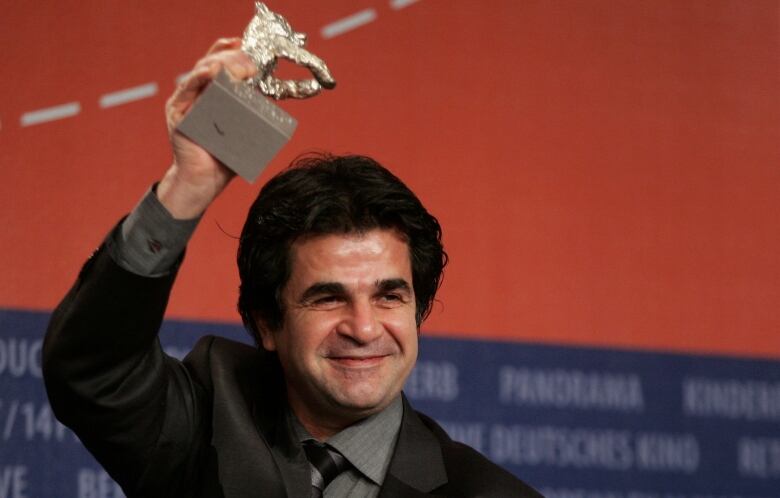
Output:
top-left (176, 2), bottom-right (336, 183)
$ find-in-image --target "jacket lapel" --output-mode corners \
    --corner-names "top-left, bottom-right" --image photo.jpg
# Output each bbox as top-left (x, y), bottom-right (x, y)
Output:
top-left (253, 386), bottom-right (311, 498)
top-left (379, 474), bottom-right (437, 498)
top-left (209, 343), bottom-right (288, 498)
top-left (379, 396), bottom-right (448, 497)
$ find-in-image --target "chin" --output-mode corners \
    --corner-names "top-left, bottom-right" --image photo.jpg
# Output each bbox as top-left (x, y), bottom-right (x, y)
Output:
top-left (329, 388), bottom-right (394, 415)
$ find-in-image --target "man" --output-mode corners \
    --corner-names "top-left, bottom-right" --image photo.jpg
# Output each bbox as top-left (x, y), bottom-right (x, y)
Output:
top-left (43, 38), bottom-right (541, 497)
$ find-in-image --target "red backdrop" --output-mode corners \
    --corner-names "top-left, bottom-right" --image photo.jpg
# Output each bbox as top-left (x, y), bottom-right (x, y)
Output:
top-left (1, 0), bottom-right (778, 357)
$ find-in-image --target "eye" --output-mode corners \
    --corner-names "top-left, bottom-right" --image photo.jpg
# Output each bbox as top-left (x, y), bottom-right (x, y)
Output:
top-left (378, 293), bottom-right (404, 305)
top-left (308, 295), bottom-right (347, 310)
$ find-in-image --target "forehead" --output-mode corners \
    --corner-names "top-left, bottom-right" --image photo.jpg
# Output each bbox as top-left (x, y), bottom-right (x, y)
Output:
top-left (286, 229), bottom-right (412, 288)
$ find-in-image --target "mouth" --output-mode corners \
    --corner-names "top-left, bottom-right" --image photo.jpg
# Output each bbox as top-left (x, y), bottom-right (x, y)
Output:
top-left (327, 355), bottom-right (387, 369)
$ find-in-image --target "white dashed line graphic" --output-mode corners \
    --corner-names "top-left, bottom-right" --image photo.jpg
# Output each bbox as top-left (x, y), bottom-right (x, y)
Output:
top-left (321, 9), bottom-right (377, 39)
top-left (20, 102), bottom-right (81, 127)
top-left (99, 82), bottom-right (159, 108)
top-left (10, 2), bottom-right (423, 130)
top-left (390, 0), bottom-right (419, 9)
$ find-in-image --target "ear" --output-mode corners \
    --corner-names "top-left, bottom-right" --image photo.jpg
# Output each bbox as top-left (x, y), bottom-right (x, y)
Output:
top-left (255, 2), bottom-right (269, 14)
top-left (252, 311), bottom-right (278, 351)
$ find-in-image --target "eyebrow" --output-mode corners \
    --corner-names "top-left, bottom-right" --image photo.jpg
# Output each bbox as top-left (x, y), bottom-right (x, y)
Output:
top-left (299, 282), bottom-right (346, 303)
top-left (298, 278), bottom-right (412, 303)
top-left (376, 278), bottom-right (412, 294)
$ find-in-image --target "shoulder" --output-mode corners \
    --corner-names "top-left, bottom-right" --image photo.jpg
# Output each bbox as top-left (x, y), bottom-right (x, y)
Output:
top-left (190, 334), bottom-right (257, 357)
top-left (182, 335), bottom-right (280, 392)
top-left (415, 411), bottom-right (543, 497)
top-left (186, 335), bottom-right (263, 365)
top-left (183, 335), bottom-right (256, 372)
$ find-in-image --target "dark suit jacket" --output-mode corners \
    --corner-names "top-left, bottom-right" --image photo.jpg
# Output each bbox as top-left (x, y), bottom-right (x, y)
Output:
top-left (43, 246), bottom-right (541, 497)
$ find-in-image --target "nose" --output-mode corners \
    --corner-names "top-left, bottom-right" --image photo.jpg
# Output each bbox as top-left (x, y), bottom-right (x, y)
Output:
top-left (337, 299), bottom-right (382, 344)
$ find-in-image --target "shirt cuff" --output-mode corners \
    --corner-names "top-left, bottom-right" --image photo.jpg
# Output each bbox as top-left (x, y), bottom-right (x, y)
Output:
top-left (106, 185), bottom-right (202, 277)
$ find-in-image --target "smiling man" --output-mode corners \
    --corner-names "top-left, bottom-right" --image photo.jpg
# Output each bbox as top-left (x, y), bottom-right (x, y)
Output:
top-left (265, 229), bottom-right (418, 439)
top-left (43, 39), bottom-right (541, 497)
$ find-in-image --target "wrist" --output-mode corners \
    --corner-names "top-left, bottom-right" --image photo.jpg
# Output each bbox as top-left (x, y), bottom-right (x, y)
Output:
top-left (156, 164), bottom-right (227, 219)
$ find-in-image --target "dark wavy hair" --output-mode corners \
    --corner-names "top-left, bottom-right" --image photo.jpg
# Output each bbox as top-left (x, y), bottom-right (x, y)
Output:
top-left (237, 153), bottom-right (447, 346)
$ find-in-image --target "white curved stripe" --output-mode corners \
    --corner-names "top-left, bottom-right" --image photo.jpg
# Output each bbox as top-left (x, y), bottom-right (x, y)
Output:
top-left (20, 102), bottom-right (81, 126)
top-left (390, 0), bottom-right (420, 9)
top-left (8, 3), bottom-right (424, 131)
top-left (321, 9), bottom-right (377, 39)
top-left (99, 82), bottom-right (158, 108)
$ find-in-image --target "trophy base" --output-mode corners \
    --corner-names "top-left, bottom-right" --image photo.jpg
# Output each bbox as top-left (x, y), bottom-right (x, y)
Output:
top-left (176, 69), bottom-right (298, 183)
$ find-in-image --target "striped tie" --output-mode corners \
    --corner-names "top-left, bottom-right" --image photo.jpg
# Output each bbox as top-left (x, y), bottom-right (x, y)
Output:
top-left (302, 440), bottom-right (350, 498)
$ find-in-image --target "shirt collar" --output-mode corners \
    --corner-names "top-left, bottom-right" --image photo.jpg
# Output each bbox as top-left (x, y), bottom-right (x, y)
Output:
top-left (290, 395), bottom-right (403, 485)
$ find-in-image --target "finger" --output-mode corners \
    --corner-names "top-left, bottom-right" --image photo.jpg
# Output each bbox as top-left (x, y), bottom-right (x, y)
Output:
top-left (215, 50), bottom-right (257, 81)
top-left (170, 40), bottom-right (243, 108)
top-left (166, 50), bottom-right (258, 128)
top-left (194, 50), bottom-right (257, 81)
top-left (206, 37), bottom-right (242, 56)
top-left (172, 50), bottom-right (254, 103)
top-left (166, 63), bottom-right (217, 127)
top-left (173, 60), bottom-right (219, 104)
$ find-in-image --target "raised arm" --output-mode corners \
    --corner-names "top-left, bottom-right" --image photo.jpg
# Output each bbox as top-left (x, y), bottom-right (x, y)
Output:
top-left (159, 37), bottom-right (257, 218)
top-left (42, 38), bottom-right (258, 496)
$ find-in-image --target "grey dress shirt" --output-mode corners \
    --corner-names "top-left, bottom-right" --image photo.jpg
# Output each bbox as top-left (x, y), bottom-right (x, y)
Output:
top-left (291, 396), bottom-right (402, 497)
top-left (108, 187), bottom-right (404, 496)
top-left (106, 186), bottom-right (201, 276)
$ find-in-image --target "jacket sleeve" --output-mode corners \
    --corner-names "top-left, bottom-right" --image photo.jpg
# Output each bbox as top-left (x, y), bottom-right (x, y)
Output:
top-left (43, 242), bottom-right (210, 497)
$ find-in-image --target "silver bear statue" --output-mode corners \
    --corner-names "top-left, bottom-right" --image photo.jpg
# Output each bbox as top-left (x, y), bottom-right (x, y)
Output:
top-left (242, 2), bottom-right (337, 100)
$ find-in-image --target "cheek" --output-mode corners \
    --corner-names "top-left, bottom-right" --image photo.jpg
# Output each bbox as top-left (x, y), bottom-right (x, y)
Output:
top-left (384, 312), bottom-right (419, 349)
top-left (281, 312), bottom-right (336, 355)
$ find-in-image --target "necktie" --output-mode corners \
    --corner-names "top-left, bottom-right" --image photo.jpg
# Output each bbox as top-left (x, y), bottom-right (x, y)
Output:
top-left (302, 440), bottom-right (350, 498)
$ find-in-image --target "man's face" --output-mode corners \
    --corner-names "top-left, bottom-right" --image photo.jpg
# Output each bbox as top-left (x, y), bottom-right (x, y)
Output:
top-left (258, 228), bottom-right (418, 427)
